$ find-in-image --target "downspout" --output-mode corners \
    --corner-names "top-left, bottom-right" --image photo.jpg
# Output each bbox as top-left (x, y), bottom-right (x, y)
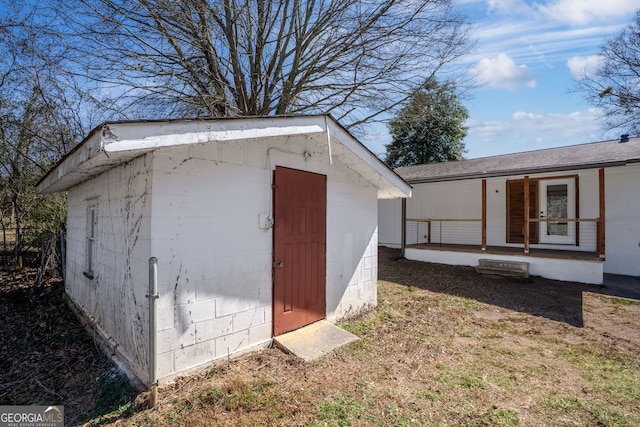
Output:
top-left (147, 257), bottom-right (159, 404)
top-left (325, 116), bottom-right (333, 165)
top-left (401, 198), bottom-right (407, 258)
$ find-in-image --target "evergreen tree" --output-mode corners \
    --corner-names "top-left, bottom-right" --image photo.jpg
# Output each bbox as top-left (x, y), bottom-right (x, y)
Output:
top-left (385, 79), bottom-right (468, 168)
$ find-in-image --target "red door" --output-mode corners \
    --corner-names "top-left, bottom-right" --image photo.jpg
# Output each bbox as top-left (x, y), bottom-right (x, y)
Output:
top-left (273, 167), bottom-right (326, 336)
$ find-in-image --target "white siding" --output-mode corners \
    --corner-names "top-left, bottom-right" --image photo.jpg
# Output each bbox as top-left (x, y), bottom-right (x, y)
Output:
top-left (66, 154), bottom-right (152, 383)
top-left (485, 177), bottom-right (506, 246)
top-left (378, 199), bottom-right (402, 248)
top-left (406, 181), bottom-right (482, 245)
top-left (605, 163), bottom-right (640, 276)
top-left (149, 137), bottom-right (378, 381)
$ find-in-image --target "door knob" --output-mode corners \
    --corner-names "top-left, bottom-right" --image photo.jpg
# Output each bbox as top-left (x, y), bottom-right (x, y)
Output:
top-left (274, 261), bottom-right (284, 268)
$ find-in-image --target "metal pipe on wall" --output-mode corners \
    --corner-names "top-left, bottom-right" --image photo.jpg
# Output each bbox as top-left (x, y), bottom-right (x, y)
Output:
top-left (401, 198), bottom-right (407, 258)
top-left (148, 257), bottom-right (159, 404)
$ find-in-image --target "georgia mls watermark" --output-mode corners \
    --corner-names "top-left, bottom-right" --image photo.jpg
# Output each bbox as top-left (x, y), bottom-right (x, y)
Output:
top-left (0, 406), bottom-right (63, 427)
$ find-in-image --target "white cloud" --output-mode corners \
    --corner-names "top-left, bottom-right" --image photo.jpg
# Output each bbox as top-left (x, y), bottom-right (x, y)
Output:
top-left (464, 108), bottom-right (607, 157)
top-left (567, 55), bottom-right (603, 79)
top-left (486, 0), bottom-right (533, 16)
top-left (472, 53), bottom-right (537, 91)
top-left (509, 108), bottom-right (604, 137)
top-left (535, 0), bottom-right (638, 26)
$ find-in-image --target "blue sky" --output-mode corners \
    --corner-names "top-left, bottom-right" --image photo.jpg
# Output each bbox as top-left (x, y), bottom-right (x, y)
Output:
top-left (364, 0), bottom-right (639, 160)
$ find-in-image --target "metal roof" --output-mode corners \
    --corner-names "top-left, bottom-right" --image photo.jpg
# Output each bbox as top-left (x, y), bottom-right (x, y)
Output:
top-left (395, 136), bottom-right (640, 183)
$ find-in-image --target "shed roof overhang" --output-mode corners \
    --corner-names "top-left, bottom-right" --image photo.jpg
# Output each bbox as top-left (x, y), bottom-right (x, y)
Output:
top-left (36, 115), bottom-right (411, 199)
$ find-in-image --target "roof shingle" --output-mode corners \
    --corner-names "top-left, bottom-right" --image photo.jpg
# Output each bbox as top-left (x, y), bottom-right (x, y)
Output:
top-left (395, 136), bottom-right (640, 183)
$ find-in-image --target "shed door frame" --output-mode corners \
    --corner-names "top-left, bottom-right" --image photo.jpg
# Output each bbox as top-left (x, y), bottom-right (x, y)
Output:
top-left (272, 166), bottom-right (327, 336)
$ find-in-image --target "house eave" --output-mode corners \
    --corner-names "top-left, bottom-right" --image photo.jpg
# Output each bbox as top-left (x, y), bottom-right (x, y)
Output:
top-left (404, 159), bottom-right (636, 185)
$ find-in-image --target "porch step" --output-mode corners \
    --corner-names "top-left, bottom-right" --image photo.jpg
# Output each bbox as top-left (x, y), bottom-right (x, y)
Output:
top-left (475, 259), bottom-right (529, 278)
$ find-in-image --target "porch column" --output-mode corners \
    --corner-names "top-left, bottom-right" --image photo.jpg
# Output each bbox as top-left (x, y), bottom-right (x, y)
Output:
top-left (523, 175), bottom-right (530, 254)
top-left (598, 168), bottom-right (605, 258)
top-left (482, 179), bottom-right (487, 250)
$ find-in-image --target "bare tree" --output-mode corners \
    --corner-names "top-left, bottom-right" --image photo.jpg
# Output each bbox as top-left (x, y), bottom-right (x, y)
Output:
top-left (575, 9), bottom-right (640, 136)
top-left (0, 1), bottom-right (87, 266)
top-left (54, 0), bottom-right (473, 128)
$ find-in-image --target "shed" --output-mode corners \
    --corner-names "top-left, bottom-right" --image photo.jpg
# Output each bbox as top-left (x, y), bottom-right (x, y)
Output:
top-left (37, 115), bottom-right (411, 386)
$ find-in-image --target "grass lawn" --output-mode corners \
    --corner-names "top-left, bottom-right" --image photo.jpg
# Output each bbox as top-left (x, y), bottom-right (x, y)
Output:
top-left (105, 248), bottom-right (640, 426)
top-left (3, 248), bottom-right (639, 426)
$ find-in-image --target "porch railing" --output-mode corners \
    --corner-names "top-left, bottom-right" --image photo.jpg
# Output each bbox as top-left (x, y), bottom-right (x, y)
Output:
top-left (406, 217), bottom-right (604, 256)
top-left (406, 218), bottom-right (482, 246)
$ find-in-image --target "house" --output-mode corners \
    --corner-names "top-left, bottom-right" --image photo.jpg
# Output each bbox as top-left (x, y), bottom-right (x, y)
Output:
top-left (379, 135), bottom-right (640, 284)
top-left (37, 115), bottom-right (411, 386)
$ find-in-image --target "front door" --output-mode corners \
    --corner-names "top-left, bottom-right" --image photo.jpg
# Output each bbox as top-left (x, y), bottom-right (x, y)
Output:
top-left (539, 178), bottom-right (576, 244)
top-left (273, 167), bottom-right (326, 336)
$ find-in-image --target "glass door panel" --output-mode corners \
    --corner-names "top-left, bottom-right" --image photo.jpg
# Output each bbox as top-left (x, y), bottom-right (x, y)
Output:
top-left (540, 178), bottom-right (575, 244)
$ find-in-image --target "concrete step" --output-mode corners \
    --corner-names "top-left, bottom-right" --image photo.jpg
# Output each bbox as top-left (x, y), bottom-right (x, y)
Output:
top-left (476, 258), bottom-right (529, 278)
top-left (273, 320), bottom-right (359, 362)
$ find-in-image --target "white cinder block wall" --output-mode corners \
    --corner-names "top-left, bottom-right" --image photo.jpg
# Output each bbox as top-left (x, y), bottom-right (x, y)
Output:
top-left (65, 154), bottom-right (152, 383)
top-left (150, 136), bottom-right (379, 382)
top-left (326, 180), bottom-right (378, 320)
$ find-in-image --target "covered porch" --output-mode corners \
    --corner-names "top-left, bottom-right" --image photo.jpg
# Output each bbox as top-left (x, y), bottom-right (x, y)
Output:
top-left (400, 169), bottom-right (607, 285)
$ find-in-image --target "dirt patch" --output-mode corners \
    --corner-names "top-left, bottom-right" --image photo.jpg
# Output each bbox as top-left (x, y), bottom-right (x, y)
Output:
top-left (2, 248), bottom-right (640, 426)
top-left (0, 269), bottom-right (137, 426)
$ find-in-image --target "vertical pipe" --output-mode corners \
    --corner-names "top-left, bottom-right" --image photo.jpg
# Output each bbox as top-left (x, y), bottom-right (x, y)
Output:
top-left (598, 168), bottom-right (605, 258)
top-left (400, 198), bottom-right (406, 258)
top-left (481, 179), bottom-right (487, 251)
top-left (325, 115), bottom-right (333, 165)
top-left (575, 175), bottom-right (580, 247)
top-left (523, 176), bottom-right (530, 254)
top-left (148, 257), bottom-right (159, 403)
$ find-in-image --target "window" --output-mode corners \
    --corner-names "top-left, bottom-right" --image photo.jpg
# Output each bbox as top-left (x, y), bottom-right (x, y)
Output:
top-left (84, 204), bottom-right (96, 279)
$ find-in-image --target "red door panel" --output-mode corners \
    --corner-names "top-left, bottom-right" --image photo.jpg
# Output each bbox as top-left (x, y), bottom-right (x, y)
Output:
top-left (273, 167), bottom-right (326, 335)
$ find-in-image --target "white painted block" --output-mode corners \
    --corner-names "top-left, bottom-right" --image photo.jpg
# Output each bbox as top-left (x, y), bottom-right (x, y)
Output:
top-left (195, 316), bottom-right (234, 343)
top-left (249, 322), bottom-right (273, 345)
top-left (232, 306), bottom-right (267, 332)
top-left (156, 324), bottom-right (196, 353)
top-left (174, 340), bottom-right (215, 372)
top-left (216, 296), bottom-right (251, 318)
top-left (156, 351), bottom-right (175, 380)
top-left (215, 330), bottom-right (250, 359)
top-left (187, 299), bottom-right (217, 323)
top-left (156, 307), bottom-right (175, 331)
